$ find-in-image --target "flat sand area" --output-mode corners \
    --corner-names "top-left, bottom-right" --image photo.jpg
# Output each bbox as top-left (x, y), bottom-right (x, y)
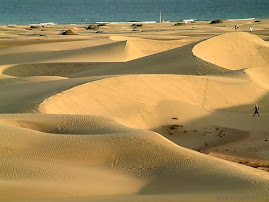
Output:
top-left (1, 20), bottom-right (269, 201)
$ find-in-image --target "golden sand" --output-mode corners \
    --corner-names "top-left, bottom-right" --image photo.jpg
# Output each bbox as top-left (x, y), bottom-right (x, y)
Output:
top-left (1, 20), bottom-right (269, 201)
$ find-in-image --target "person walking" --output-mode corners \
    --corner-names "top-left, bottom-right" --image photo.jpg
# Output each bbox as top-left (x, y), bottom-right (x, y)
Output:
top-left (253, 103), bottom-right (260, 116)
top-left (235, 24), bottom-right (239, 31)
top-left (249, 26), bottom-right (253, 33)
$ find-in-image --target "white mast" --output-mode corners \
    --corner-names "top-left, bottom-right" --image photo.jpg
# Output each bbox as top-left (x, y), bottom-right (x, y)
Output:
top-left (160, 11), bottom-right (162, 23)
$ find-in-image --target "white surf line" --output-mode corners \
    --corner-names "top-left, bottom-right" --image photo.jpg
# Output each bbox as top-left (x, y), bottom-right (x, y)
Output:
top-left (227, 18), bottom-right (255, 21)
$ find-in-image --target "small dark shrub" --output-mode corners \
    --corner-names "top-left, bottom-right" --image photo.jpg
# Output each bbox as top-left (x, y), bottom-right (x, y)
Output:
top-left (210, 19), bottom-right (223, 24)
top-left (132, 24), bottom-right (143, 28)
top-left (174, 22), bottom-right (185, 26)
top-left (30, 25), bottom-right (41, 29)
top-left (170, 125), bottom-right (179, 130)
top-left (251, 164), bottom-right (259, 168)
top-left (62, 30), bottom-right (76, 35)
top-left (97, 23), bottom-right (107, 27)
top-left (87, 24), bottom-right (98, 30)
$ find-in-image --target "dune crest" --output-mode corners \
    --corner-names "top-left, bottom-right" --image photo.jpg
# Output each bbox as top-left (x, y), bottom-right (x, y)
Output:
top-left (39, 74), bottom-right (267, 130)
top-left (0, 37), bottom-right (192, 66)
top-left (193, 32), bottom-right (269, 70)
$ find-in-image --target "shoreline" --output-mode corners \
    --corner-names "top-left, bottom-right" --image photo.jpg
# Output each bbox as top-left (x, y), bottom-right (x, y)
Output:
top-left (1, 19), bottom-right (269, 44)
top-left (1, 17), bottom-right (267, 26)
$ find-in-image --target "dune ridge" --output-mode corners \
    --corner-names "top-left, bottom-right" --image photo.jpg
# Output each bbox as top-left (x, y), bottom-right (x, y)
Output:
top-left (0, 36), bottom-right (193, 66)
top-left (38, 74), bottom-right (267, 129)
top-left (193, 32), bottom-right (269, 70)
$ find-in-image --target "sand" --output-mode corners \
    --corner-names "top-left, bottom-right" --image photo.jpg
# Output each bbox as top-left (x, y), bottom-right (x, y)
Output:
top-left (1, 20), bottom-right (269, 201)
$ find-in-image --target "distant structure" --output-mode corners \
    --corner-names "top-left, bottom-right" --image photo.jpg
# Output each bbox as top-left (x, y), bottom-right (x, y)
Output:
top-left (160, 11), bottom-right (162, 23)
top-left (183, 19), bottom-right (196, 24)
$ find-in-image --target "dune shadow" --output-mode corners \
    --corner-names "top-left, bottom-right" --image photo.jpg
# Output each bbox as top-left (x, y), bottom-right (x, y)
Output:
top-left (138, 93), bottom-right (269, 195)
top-left (1, 40), bottom-right (229, 78)
top-left (0, 75), bottom-right (113, 113)
top-left (0, 40), bottom-right (128, 66)
top-left (139, 171), bottom-right (250, 195)
top-left (68, 41), bottom-right (229, 78)
top-left (2, 62), bottom-right (107, 77)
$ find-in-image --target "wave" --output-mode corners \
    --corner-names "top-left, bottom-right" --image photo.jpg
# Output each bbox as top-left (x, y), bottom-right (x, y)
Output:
top-left (227, 18), bottom-right (255, 21)
top-left (29, 22), bottom-right (58, 26)
top-left (95, 21), bottom-right (156, 24)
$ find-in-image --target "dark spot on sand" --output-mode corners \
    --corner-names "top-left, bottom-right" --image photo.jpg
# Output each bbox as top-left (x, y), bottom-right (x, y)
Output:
top-left (170, 125), bottom-right (179, 130)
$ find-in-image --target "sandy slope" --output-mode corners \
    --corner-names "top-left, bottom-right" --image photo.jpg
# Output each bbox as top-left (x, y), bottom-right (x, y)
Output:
top-left (38, 74), bottom-right (267, 129)
top-left (1, 114), bottom-right (269, 201)
top-left (1, 22), bottom-right (269, 201)
top-left (193, 32), bottom-right (269, 70)
top-left (0, 36), bottom-right (192, 65)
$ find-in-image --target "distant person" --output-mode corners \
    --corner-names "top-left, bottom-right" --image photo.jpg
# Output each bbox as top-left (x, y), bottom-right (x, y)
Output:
top-left (249, 26), bottom-right (253, 33)
top-left (235, 24), bottom-right (239, 31)
top-left (253, 103), bottom-right (260, 116)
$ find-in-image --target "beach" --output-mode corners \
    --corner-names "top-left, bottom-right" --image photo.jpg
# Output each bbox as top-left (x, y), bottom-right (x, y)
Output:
top-left (1, 19), bottom-right (269, 201)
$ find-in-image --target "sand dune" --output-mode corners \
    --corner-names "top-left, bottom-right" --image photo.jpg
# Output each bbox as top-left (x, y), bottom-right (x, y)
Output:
top-left (0, 75), bottom-right (112, 113)
top-left (245, 66), bottom-right (269, 90)
top-left (39, 74), bottom-right (267, 129)
top-left (0, 36), bottom-right (192, 65)
top-left (1, 22), bottom-right (269, 201)
top-left (193, 32), bottom-right (269, 70)
top-left (0, 40), bottom-right (128, 64)
top-left (65, 42), bottom-right (227, 78)
top-left (1, 40), bottom-right (226, 79)
top-left (1, 114), bottom-right (269, 201)
top-left (0, 63), bottom-right (95, 77)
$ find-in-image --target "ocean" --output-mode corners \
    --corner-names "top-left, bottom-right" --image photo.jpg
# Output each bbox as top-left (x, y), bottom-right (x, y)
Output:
top-left (0, 0), bottom-right (269, 25)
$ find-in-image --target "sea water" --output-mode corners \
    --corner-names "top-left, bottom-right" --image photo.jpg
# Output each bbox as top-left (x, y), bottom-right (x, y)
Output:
top-left (0, 0), bottom-right (269, 25)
